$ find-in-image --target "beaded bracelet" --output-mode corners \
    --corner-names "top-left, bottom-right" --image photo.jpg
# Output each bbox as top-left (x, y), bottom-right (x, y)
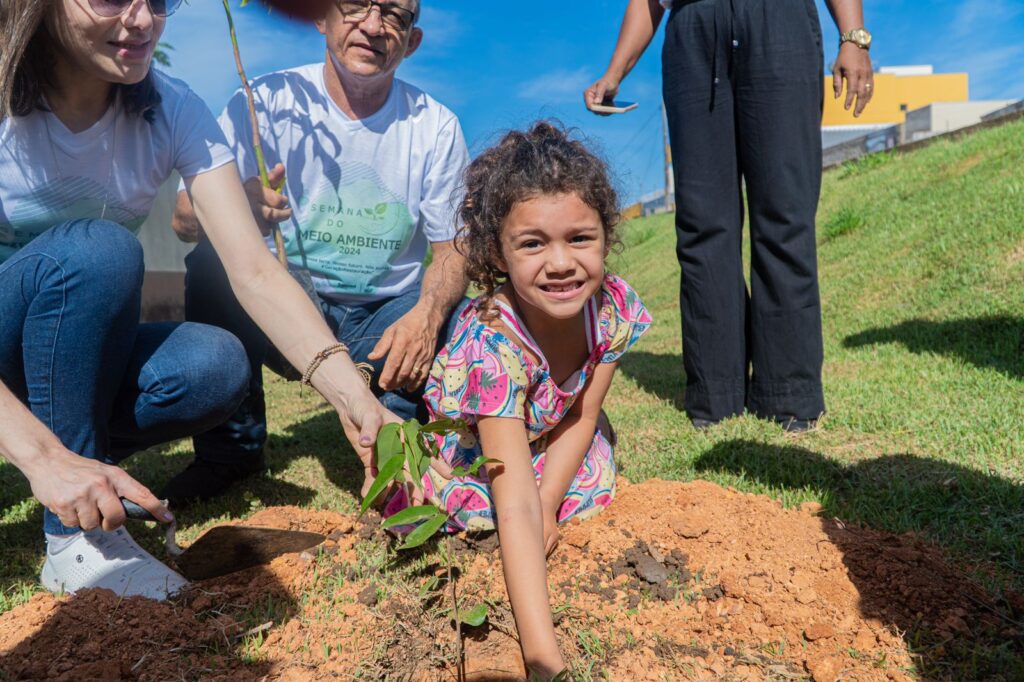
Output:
top-left (300, 343), bottom-right (374, 389)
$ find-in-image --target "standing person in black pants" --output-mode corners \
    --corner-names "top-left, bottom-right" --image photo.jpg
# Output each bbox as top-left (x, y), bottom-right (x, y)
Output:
top-left (585, 0), bottom-right (873, 430)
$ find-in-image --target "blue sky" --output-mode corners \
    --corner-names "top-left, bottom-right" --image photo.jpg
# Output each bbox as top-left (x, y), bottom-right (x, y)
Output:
top-left (162, 1), bottom-right (1024, 204)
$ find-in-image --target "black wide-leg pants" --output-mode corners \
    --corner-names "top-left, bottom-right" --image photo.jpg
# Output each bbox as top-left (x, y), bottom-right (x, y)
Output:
top-left (662, 0), bottom-right (826, 422)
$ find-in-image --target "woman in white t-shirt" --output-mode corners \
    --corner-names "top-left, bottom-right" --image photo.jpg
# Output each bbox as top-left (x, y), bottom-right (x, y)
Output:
top-left (0, 0), bottom-right (395, 600)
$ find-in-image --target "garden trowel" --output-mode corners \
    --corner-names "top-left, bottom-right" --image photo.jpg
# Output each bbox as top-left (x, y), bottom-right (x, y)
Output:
top-left (122, 499), bottom-right (325, 581)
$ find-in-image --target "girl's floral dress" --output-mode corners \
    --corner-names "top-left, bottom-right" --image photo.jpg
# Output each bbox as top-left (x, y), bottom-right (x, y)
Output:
top-left (382, 274), bottom-right (651, 532)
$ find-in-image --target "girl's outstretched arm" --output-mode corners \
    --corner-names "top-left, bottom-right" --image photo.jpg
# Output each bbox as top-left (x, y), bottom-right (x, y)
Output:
top-left (538, 361), bottom-right (619, 554)
top-left (477, 416), bottom-right (565, 678)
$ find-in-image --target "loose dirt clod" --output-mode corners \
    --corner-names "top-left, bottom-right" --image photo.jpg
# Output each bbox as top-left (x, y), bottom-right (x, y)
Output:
top-left (1, 481), bottom-right (1019, 680)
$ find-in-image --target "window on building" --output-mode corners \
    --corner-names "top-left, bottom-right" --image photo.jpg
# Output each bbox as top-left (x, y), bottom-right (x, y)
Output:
top-left (900, 104), bottom-right (908, 112)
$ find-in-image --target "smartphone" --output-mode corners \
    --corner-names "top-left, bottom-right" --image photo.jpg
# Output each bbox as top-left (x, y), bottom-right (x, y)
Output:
top-left (590, 100), bottom-right (639, 114)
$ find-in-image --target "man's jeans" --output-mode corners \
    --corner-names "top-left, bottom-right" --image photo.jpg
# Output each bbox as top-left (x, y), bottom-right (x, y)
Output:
top-left (0, 221), bottom-right (250, 535)
top-left (185, 239), bottom-right (466, 464)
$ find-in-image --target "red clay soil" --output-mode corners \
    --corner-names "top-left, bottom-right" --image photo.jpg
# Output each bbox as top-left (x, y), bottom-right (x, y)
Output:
top-left (1, 480), bottom-right (1019, 681)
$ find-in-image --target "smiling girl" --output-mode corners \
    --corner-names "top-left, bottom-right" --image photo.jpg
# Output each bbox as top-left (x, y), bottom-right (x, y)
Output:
top-left (383, 122), bottom-right (652, 677)
top-left (0, 0), bottom-right (394, 600)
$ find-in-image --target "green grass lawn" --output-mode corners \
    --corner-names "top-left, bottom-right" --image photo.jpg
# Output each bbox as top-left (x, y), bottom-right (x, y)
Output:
top-left (2, 117), bottom-right (1022, 673)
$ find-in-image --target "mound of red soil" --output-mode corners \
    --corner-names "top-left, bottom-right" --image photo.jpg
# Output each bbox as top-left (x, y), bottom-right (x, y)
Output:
top-left (1, 481), bottom-right (1018, 680)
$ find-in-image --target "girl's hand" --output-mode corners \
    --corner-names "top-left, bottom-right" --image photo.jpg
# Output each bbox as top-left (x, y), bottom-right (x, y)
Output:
top-left (542, 509), bottom-right (560, 557)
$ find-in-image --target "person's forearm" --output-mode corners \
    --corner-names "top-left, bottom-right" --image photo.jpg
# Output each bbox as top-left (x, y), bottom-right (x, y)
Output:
top-left (492, 465), bottom-right (563, 672)
top-left (480, 418), bottom-right (564, 674)
top-left (824, 0), bottom-right (865, 32)
top-left (539, 362), bottom-right (618, 511)
top-left (537, 413), bottom-right (597, 514)
top-left (0, 380), bottom-right (63, 479)
top-left (414, 241), bottom-right (467, 329)
top-left (604, 0), bottom-right (665, 82)
top-left (187, 164), bottom-right (374, 412)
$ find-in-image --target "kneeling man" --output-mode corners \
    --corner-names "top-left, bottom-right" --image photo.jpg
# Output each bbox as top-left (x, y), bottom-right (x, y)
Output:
top-left (170, 0), bottom-right (468, 502)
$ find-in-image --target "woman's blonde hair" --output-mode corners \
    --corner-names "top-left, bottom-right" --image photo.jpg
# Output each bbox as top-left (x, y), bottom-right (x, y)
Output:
top-left (0, 0), bottom-right (161, 122)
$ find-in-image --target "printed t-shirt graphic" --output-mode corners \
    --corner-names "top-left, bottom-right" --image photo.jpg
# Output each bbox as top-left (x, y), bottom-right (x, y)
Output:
top-left (297, 160), bottom-right (415, 297)
top-left (213, 63), bottom-right (469, 304)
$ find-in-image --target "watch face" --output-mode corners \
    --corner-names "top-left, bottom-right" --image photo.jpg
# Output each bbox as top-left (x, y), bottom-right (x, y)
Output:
top-left (853, 28), bottom-right (872, 47)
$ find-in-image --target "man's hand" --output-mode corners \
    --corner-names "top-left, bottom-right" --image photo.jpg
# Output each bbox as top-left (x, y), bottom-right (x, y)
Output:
top-left (368, 305), bottom-right (442, 392)
top-left (26, 449), bottom-right (173, 532)
top-left (583, 74), bottom-right (622, 116)
top-left (243, 163), bottom-right (292, 236)
top-left (833, 42), bottom-right (874, 117)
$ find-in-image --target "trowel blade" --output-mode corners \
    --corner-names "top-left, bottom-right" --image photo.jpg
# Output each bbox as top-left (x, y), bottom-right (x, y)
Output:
top-left (174, 526), bottom-right (325, 581)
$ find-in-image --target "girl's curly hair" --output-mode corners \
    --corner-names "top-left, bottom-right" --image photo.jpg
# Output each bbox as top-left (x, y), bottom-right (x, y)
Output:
top-left (456, 121), bottom-right (621, 317)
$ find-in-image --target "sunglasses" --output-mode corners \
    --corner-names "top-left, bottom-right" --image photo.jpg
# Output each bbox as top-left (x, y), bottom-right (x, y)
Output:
top-left (88, 0), bottom-right (185, 18)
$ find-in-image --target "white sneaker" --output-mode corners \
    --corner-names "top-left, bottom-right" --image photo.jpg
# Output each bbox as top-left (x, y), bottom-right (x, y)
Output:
top-left (40, 527), bottom-right (189, 601)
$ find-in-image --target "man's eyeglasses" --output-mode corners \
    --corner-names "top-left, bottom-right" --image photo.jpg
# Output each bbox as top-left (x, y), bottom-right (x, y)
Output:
top-left (88, 0), bottom-right (185, 18)
top-left (337, 0), bottom-right (416, 32)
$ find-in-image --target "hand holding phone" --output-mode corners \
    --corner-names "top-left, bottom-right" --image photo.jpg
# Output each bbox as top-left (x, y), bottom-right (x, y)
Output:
top-left (588, 100), bottom-right (639, 115)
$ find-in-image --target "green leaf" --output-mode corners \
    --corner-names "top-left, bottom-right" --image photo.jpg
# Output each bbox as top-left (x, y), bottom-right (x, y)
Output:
top-left (375, 423), bottom-right (403, 469)
top-left (397, 508), bottom-right (448, 550)
top-left (402, 420), bottom-right (423, 483)
top-left (449, 466), bottom-right (467, 477)
top-left (459, 603), bottom-right (489, 627)
top-left (418, 575), bottom-right (439, 597)
top-left (382, 504), bottom-right (440, 528)
top-left (467, 457), bottom-right (502, 476)
top-left (419, 417), bottom-right (468, 433)
top-left (359, 452), bottom-right (405, 514)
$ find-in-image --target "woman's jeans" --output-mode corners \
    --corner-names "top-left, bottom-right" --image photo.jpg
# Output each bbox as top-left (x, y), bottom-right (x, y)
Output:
top-left (0, 221), bottom-right (250, 535)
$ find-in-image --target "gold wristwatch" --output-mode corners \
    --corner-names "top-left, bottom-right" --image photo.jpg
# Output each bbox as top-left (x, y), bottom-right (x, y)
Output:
top-left (840, 27), bottom-right (872, 50)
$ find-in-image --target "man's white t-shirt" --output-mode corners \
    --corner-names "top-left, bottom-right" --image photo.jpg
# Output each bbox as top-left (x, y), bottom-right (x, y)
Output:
top-left (0, 71), bottom-right (234, 265)
top-left (217, 63), bottom-right (470, 303)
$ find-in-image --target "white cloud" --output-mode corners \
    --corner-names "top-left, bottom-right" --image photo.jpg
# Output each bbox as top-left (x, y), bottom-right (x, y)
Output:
top-left (416, 6), bottom-right (463, 55)
top-left (518, 67), bottom-right (593, 103)
top-left (953, 0), bottom-right (1024, 38)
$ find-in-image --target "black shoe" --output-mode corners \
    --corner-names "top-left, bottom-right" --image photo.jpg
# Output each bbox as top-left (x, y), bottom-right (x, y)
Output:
top-left (690, 417), bottom-right (721, 431)
top-left (160, 454), bottom-right (266, 508)
top-left (778, 416), bottom-right (818, 433)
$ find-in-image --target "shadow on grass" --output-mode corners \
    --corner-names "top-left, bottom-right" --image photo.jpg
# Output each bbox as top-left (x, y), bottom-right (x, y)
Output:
top-left (844, 315), bottom-right (1024, 380)
top-left (618, 351), bottom-right (686, 410)
top-left (695, 439), bottom-right (1024, 679)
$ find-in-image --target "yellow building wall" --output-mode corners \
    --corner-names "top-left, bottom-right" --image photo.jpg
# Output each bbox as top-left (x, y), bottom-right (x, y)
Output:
top-left (822, 73), bottom-right (969, 126)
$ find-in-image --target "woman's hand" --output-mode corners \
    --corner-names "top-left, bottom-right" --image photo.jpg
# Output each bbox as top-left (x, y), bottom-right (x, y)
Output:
top-left (1, 382), bottom-right (171, 533)
top-left (833, 42), bottom-right (874, 118)
top-left (333, 390), bottom-right (402, 498)
top-left (583, 74), bottom-right (622, 116)
top-left (26, 448), bottom-right (172, 532)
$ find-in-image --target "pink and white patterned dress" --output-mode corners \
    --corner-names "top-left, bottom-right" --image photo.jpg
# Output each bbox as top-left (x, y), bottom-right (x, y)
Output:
top-left (383, 274), bottom-right (651, 533)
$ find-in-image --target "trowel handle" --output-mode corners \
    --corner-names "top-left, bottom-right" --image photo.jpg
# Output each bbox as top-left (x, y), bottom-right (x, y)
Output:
top-left (121, 498), bottom-right (162, 522)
